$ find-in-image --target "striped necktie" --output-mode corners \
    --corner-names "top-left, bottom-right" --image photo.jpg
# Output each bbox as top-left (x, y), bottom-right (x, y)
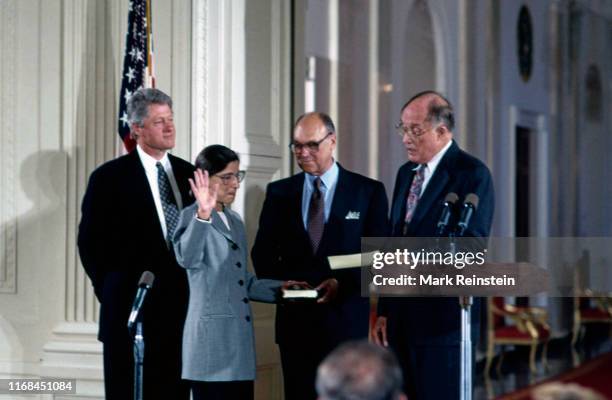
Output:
top-left (156, 162), bottom-right (179, 243)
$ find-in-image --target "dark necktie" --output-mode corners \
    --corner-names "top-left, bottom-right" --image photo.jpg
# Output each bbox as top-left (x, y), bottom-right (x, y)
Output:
top-left (156, 162), bottom-right (179, 243)
top-left (307, 177), bottom-right (325, 253)
top-left (403, 165), bottom-right (425, 235)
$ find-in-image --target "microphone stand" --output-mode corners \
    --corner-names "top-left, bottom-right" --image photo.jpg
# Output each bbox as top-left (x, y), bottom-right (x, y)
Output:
top-left (459, 294), bottom-right (473, 400)
top-left (133, 321), bottom-right (144, 400)
top-left (453, 230), bottom-right (472, 400)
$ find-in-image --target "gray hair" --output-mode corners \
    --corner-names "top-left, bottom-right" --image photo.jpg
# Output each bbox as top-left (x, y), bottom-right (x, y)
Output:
top-left (294, 111), bottom-right (336, 135)
top-left (316, 341), bottom-right (404, 400)
top-left (127, 88), bottom-right (173, 127)
top-left (401, 90), bottom-right (455, 132)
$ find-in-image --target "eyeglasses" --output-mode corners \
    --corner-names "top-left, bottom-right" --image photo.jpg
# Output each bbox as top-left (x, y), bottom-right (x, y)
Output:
top-left (214, 170), bottom-right (246, 184)
top-left (289, 132), bottom-right (333, 153)
top-left (395, 123), bottom-right (430, 138)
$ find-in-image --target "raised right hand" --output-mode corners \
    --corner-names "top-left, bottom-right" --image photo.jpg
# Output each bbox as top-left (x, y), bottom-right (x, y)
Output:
top-left (189, 169), bottom-right (219, 220)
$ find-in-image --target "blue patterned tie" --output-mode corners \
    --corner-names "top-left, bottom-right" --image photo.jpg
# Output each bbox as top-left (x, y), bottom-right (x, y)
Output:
top-left (156, 162), bottom-right (179, 243)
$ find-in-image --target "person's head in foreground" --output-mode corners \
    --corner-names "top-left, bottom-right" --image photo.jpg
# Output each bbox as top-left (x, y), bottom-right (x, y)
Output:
top-left (316, 340), bottom-right (407, 400)
top-left (531, 382), bottom-right (606, 400)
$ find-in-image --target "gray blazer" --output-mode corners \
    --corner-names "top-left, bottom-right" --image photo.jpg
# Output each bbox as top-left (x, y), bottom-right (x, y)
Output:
top-left (173, 203), bottom-right (281, 381)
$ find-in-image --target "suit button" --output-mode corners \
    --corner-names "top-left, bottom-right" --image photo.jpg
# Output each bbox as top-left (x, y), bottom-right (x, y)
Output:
top-left (238, 280), bottom-right (244, 286)
top-left (242, 297), bottom-right (248, 304)
top-left (231, 243), bottom-right (238, 250)
top-left (236, 262), bottom-right (242, 268)
top-left (245, 316), bottom-right (251, 322)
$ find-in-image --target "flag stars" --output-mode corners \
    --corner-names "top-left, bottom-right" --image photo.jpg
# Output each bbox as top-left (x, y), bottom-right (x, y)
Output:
top-left (124, 89), bottom-right (133, 103)
top-left (135, 49), bottom-right (144, 62)
top-left (126, 67), bottom-right (136, 82)
top-left (120, 112), bottom-right (129, 127)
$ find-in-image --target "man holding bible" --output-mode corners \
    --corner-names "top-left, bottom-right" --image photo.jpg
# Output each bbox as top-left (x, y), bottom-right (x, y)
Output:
top-left (252, 112), bottom-right (389, 400)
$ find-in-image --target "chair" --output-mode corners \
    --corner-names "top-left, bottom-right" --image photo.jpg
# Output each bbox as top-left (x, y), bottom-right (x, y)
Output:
top-left (485, 297), bottom-right (550, 375)
top-left (572, 250), bottom-right (612, 347)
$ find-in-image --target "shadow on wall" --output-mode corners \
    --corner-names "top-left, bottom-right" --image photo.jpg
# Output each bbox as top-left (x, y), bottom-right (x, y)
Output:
top-left (0, 150), bottom-right (68, 367)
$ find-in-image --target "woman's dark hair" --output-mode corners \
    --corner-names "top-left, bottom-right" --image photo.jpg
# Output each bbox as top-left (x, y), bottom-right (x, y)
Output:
top-left (194, 145), bottom-right (240, 176)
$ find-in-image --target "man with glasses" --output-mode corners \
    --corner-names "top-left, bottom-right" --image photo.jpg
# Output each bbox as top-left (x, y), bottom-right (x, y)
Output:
top-left (371, 91), bottom-right (494, 400)
top-left (252, 112), bottom-right (389, 400)
top-left (78, 88), bottom-right (193, 399)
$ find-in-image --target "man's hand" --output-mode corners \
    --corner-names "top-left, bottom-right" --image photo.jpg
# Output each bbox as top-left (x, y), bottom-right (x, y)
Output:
top-left (316, 278), bottom-right (338, 303)
top-left (189, 169), bottom-right (218, 220)
top-left (371, 316), bottom-right (388, 347)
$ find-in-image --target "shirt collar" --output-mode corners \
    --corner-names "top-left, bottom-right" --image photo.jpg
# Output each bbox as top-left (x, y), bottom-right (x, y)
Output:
top-left (136, 145), bottom-right (170, 171)
top-left (305, 160), bottom-right (339, 190)
top-left (412, 139), bottom-right (453, 173)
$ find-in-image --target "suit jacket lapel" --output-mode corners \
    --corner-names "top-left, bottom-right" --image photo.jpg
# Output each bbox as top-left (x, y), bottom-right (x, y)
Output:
top-left (290, 173), bottom-right (311, 241)
top-left (408, 166), bottom-right (449, 231)
top-left (168, 153), bottom-right (192, 207)
top-left (210, 209), bottom-right (235, 243)
top-left (392, 166), bottom-right (415, 235)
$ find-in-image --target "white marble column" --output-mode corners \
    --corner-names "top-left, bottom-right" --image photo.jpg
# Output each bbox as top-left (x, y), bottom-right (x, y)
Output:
top-left (191, 1), bottom-right (292, 398)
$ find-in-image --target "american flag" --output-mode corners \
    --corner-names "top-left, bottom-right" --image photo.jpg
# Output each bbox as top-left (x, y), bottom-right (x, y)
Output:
top-left (117, 0), bottom-right (155, 152)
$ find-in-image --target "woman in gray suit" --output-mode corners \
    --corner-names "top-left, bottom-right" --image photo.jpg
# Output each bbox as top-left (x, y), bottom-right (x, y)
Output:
top-left (173, 145), bottom-right (304, 399)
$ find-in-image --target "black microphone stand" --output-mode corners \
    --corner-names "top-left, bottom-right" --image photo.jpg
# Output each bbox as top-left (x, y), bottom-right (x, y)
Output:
top-left (128, 271), bottom-right (154, 400)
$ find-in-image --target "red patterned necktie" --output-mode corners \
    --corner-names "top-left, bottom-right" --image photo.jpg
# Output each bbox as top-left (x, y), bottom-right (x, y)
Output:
top-left (404, 165), bottom-right (425, 230)
top-left (307, 177), bottom-right (325, 253)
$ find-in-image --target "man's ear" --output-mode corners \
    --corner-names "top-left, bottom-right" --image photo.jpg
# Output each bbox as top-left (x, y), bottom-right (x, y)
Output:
top-left (130, 124), bottom-right (140, 140)
top-left (329, 133), bottom-right (337, 147)
top-left (435, 124), bottom-right (448, 136)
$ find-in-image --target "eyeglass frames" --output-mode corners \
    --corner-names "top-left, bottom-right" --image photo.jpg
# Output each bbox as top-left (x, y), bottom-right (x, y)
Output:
top-left (289, 132), bottom-right (333, 153)
top-left (214, 170), bottom-right (246, 184)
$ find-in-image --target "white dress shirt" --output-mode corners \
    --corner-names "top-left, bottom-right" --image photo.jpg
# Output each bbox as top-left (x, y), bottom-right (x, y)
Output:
top-left (417, 139), bottom-right (453, 194)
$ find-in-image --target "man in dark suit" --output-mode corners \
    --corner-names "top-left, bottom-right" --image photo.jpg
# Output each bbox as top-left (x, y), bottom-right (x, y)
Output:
top-left (252, 112), bottom-right (389, 400)
top-left (372, 91), bottom-right (494, 400)
top-left (78, 88), bottom-right (193, 399)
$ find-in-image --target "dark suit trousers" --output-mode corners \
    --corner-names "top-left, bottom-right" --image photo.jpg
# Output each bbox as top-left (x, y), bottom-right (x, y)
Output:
top-left (103, 336), bottom-right (189, 400)
top-left (387, 317), bottom-right (477, 400)
top-left (279, 341), bottom-right (334, 400)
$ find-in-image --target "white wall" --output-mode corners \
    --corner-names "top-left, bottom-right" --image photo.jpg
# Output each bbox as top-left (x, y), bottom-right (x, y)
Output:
top-left (0, 0), bottom-right (292, 398)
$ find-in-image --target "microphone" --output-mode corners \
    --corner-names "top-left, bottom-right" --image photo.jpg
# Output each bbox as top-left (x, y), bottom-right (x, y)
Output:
top-left (437, 192), bottom-right (459, 236)
top-left (127, 271), bottom-right (155, 331)
top-left (457, 194), bottom-right (479, 237)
